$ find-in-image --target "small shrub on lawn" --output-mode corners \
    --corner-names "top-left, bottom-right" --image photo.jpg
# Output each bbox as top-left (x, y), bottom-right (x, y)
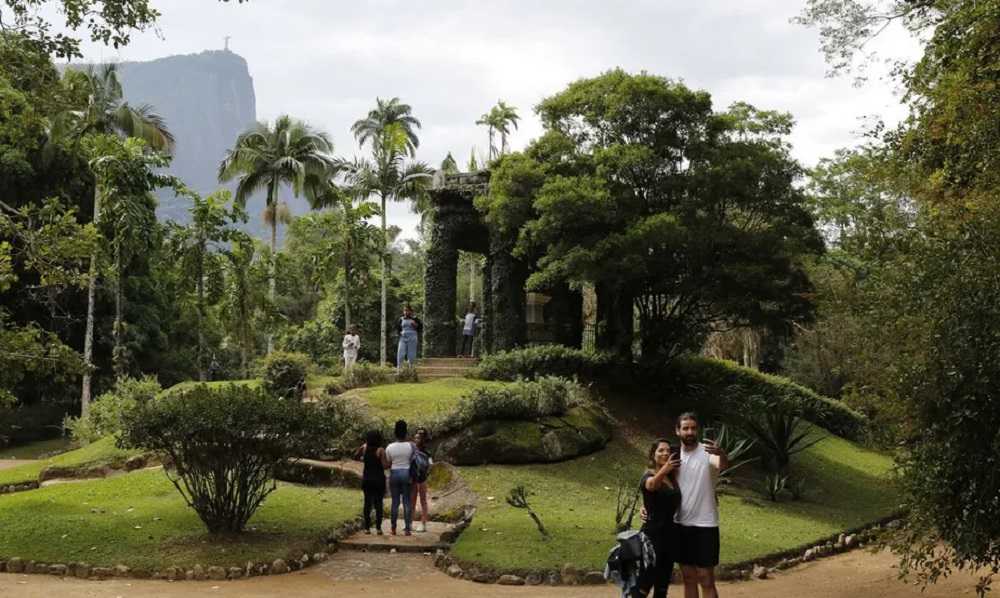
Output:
top-left (786, 477), bottom-right (808, 500)
top-left (437, 376), bottom-right (585, 435)
top-left (396, 367), bottom-right (419, 383)
top-left (762, 473), bottom-right (787, 502)
top-left (506, 485), bottom-right (548, 538)
top-left (66, 375), bottom-right (161, 443)
top-left (472, 346), bottom-right (615, 382)
top-left (261, 351), bottom-right (311, 400)
top-left (344, 362), bottom-right (394, 389)
top-left (739, 401), bottom-right (824, 472)
top-left (118, 384), bottom-right (338, 534)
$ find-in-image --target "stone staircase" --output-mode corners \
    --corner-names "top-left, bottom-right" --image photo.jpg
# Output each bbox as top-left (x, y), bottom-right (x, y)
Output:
top-left (337, 520), bottom-right (457, 553)
top-left (415, 358), bottom-right (478, 381)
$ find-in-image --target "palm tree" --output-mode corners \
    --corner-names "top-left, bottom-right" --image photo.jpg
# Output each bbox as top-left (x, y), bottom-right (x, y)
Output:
top-left (340, 122), bottom-right (433, 365)
top-left (350, 97), bottom-right (421, 157)
top-left (475, 110), bottom-right (498, 160)
top-left (494, 101), bottom-right (520, 155)
top-left (221, 237), bottom-right (264, 379)
top-left (51, 62), bottom-right (174, 414)
top-left (168, 190), bottom-right (244, 382)
top-left (87, 135), bottom-right (170, 381)
top-left (218, 115), bottom-right (334, 354)
top-left (307, 180), bottom-right (382, 327)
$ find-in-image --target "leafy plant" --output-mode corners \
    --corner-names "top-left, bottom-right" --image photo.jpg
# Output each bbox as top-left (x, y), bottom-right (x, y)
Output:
top-left (762, 473), bottom-right (787, 502)
top-left (118, 384), bottom-right (338, 534)
top-left (260, 351), bottom-right (311, 400)
top-left (613, 465), bottom-right (641, 533)
top-left (740, 401), bottom-right (825, 472)
top-left (506, 485), bottom-right (548, 538)
top-left (395, 367), bottom-right (419, 383)
top-left (437, 376), bottom-right (584, 436)
top-left (344, 361), bottom-right (394, 389)
top-left (714, 421), bottom-right (757, 480)
top-left (786, 476), bottom-right (808, 501)
top-left (472, 346), bottom-right (615, 382)
top-left (66, 375), bottom-right (161, 443)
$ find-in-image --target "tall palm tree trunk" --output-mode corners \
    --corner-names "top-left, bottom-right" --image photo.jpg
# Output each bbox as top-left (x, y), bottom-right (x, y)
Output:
top-left (343, 236), bottom-right (352, 327)
top-left (81, 183), bottom-right (100, 414)
top-left (267, 181), bottom-right (278, 355)
top-left (380, 194), bottom-right (388, 366)
top-left (197, 254), bottom-right (207, 382)
top-left (113, 262), bottom-right (125, 380)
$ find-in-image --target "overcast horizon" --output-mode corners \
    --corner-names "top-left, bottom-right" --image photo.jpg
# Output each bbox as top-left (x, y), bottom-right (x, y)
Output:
top-left (71, 0), bottom-right (917, 240)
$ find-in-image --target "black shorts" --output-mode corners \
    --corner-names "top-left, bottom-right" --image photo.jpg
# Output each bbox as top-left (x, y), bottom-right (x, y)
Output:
top-left (675, 525), bottom-right (720, 568)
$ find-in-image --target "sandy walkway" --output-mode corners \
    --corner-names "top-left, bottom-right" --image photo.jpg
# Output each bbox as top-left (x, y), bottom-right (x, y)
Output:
top-left (0, 459), bottom-right (34, 471)
top-left (0, 549), bottom-right (982, 597)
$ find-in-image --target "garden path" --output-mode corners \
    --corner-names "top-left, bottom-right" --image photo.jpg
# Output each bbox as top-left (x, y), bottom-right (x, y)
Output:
top-left (0, 459), bottom-right (34, 471)
top-left (0, 549), bottom-right (982, 597)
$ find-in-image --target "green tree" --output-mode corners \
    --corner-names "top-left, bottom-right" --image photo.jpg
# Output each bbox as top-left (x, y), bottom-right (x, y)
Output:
top-left (440, 152), bottom-right (460, 174)
top-left (341, 119), bottom-right (432, 365)
top-left (306, 180), bottom-right (383, 327)
top-left (476, 101), bottom-right (521, 159)
top-left (217, 114), bottom-right (334, 355)
top-left (481, 71), bottom-right (821, 363)
top-left (350, 96), bottom-right (422, 157)
top-left (475, 109), bottom-right (498, 160)
top-left (221, 238), bottom-right (265, 379)
top-left (168, 189), bottom-right (247, 382)
top-left (86, 134), bottom-right (174, 380)
top-left (50, 62), bottom-right (174, 412)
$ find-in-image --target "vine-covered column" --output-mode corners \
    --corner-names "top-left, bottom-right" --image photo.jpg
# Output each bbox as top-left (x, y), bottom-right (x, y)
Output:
top-left (424, 227), bottom-right (458, 357)
top-left (489, 234), bottom-right (527, 352)
top-left (480, 255), bottom-right (494, 355)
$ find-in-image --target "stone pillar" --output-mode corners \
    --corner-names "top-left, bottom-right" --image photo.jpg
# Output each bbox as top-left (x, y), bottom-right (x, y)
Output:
top-left (481, 255), bottom-right (494, 354)
top-left (424, 231), bottom-right (458, 358)
top-left (490, 236), bottom-right (528, 352)
top-left (595, 282), bottom-right (634, 359)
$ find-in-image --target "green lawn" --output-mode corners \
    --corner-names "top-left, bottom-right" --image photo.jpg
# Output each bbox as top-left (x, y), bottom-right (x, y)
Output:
top-left (0, 437), bottom-right (141, 486)
top-left (0, 437), bottom-right (74, 460)
top-left (452, 429), bottom-right (899, 572)
top-left (0, 469), bottom-right (357, 573)
top-left (351, 378), bottom-right (500, 423)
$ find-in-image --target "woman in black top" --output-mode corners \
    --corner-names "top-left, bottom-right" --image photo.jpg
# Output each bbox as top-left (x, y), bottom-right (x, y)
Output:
top-left (639, 438), bottom-right (682, 598)
top-left (354, 429), bottom-right (387, 535)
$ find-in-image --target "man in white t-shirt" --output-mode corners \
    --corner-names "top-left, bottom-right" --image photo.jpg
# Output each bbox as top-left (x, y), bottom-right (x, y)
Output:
top-left (675, 412), bottom-right (729, 598)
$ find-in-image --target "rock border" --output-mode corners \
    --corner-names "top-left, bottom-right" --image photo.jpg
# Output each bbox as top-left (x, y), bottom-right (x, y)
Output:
top-left (0, 515), bottom-right (366, 582)
top-left (435, 511), bottom-right (907, 587)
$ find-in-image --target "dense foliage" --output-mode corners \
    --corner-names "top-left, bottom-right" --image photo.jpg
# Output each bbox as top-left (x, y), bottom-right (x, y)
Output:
top-left (259, 350), bottom-right (310, 400)
top-left (118, 383), bottom-right (338, 534)
top-left (67, 374), bottom-right (162, 443)
top-left (472, 345), bottom-right (615, 382)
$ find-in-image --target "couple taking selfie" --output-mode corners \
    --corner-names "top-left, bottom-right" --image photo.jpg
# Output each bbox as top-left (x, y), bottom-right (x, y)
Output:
top-left (616, 412), bottom-right (730, 598)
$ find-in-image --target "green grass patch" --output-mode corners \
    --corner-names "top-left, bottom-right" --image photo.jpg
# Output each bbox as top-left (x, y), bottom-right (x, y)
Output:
top-left (452, 429), bottom-right (898, 572)
top-left (0, 437), bottom-right (74, 460)
top-left (353, 378), bottom-right (501, 423)
top-left (0, 469), bottom-right (357, 572)
top-left (0, 437), bottom-right (140, 486)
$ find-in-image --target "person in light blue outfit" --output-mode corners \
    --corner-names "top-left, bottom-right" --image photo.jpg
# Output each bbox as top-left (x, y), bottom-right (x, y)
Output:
top-left (396, 305), bottom-right (423, 372)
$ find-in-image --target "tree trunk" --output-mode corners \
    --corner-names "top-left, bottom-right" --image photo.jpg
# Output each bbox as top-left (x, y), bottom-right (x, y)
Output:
top-left (81, 183), bottom-right (101, 415)
top-left (343, 235), bottom-right (352, 327)
top-left (267, 199), bottom-right (277, 356)
top-left (469, 258), bottom-right (476, 303)
top-left (380, 194), bottom-right (388, 366)
top-left (113, 259), bottom-right (125, 380)
top-left (197, 250), bottom-right (206, 383)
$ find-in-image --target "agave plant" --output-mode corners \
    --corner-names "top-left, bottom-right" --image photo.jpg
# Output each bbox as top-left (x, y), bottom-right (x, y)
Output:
top-left (713, 422), bottom-right (757, 480)
top-left (739, 400), bottom-right (825, 473)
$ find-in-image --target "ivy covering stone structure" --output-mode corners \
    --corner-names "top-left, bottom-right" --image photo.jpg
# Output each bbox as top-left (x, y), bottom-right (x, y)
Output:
top-left (424, 172), bottom-right (581, 357)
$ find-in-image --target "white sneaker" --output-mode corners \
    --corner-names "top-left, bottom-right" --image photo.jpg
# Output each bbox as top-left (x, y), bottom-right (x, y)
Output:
top-left (416, 523), bottom-right (426, 532)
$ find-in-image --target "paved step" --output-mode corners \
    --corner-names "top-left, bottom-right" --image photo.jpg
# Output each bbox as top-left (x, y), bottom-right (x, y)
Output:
top-left (417, 358), bottom-right (478, 368)
top-left (414, 366), bottom-right (472, 377)
top-left (338, 520), bottom-right (456, 553)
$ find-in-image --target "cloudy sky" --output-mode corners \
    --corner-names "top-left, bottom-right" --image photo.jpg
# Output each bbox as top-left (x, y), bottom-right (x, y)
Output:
top-left (77, 0), bottom-right (915, 238)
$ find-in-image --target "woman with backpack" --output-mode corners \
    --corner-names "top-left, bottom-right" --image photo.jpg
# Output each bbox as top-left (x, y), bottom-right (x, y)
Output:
top-left (410, 428), bottom-right (433, 532)
top-left (353, 429), bottom-right (387, 535)
top-left (638, 438), bottom-right (682, 597)
top-left (384, 419), bottom-right (414, 536)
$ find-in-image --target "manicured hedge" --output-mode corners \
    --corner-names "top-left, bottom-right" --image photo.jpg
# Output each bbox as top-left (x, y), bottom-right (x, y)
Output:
top-left (471, 345), bottom-right (615, 382)
top-left (658, 356), bottom-right (866, 440)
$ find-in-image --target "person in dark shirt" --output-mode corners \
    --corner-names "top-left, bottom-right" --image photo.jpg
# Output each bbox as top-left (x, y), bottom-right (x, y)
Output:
top-left (353, 429), bottom-right (387, 535)
top-left (638, 437), bottom-right (682, 597)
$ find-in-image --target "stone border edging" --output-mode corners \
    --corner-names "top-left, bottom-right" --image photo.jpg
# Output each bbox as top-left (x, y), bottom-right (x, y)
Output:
top-left (0, 515), bottom-right (366, 582)
top-left (434, 510), bottom-right (908, 587)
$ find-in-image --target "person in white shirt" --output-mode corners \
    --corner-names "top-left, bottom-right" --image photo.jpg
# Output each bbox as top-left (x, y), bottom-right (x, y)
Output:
top-left (459, 302), bottom-right (478, 357)
top-left (384, 419), bottom-right (415, 536)
top-left (342, 324), bottom-right (360, 374)
top-left (674, 412), bottom-right (729, 598)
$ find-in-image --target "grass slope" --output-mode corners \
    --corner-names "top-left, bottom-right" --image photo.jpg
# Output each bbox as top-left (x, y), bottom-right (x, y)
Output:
top-left (0, 437), bottom-right (74, 460)
top-left (0, 469), bottom-right (357, 572)
top-left (351, 378), bottom-right (500, 423)
top-left (0, 437), bottom-right (140, 486)
top-left (453, 429), bottom-right (897, 573)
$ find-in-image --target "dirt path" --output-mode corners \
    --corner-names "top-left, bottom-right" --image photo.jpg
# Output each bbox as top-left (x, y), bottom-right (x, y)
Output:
top-left (0, 549), bottom-right (981, 597)
top-left (0, 459), bottom-right (34, 471)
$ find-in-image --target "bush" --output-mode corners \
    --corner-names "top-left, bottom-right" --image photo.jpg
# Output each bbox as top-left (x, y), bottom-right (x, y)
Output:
top-left (118, 383), bottom-right (338, 534)
top-left (316, 393), bottom-right (388, 455)
top-left (658, 356), bottom-right (867, 440)
top-left (738, 401), bottom-right (824, 472)
top-left (260, 351), bottom-right (311, 400)
top-left (472, 346), bottom-right (616, 382)
top-left (65, 375), bottom-right (162, 443)
top-left (437, 376), bottom-right (585, 435)
top-left (343, 362), bottom-right (394, 390)
top-left (0, 402), bottom-right (77, 446)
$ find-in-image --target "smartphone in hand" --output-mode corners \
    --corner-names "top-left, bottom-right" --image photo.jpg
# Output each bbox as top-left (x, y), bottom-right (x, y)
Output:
top-left (703, 427), bottom-right (716, 442)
